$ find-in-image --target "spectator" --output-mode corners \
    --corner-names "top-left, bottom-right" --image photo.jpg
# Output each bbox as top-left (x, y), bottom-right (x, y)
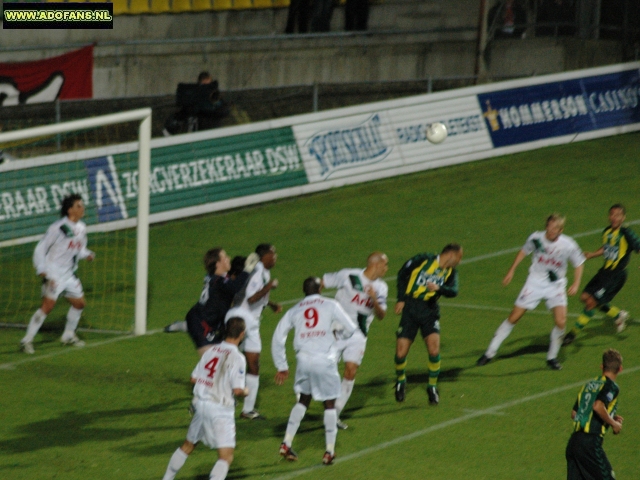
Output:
top-left (345, 0), bottom-right (369, 31)
top-left (488, 0), bottom-right (527, 38)
top-left (285, 0), bottom-right (311, 34)
top-left (311, 0), bottom-right (333, 32)
top-left (163, 71), bottom-right (230, 136)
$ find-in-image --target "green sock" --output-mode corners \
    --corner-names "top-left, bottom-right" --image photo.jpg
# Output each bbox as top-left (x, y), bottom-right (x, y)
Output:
top-left (604, 305), bottom-right (621, 319)
top-left (428, 354), bottom-right (441, 387)
top-left (395, 355), bottom-right (407, 383)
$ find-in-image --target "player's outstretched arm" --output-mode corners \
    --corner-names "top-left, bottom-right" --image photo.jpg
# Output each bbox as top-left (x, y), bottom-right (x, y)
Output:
top-left (503, 250), bottom-right (528, 286)
top-left (567, 264), bottom-right (584, 296)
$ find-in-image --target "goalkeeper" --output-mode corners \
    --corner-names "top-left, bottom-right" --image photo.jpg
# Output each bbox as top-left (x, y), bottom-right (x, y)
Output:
top-left (21, 194), bottom-right (95, 355)
top-left (165, 250), bottom-right (253, 357)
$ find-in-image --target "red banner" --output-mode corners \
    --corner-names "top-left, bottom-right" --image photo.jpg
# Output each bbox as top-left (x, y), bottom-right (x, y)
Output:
top-left (0, 45), bottom-right (93, 106)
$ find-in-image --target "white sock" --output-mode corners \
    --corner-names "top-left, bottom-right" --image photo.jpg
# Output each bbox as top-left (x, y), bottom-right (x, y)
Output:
top-left (62, 307), bottom-right (83, 337)
top-left (547, 326), bottom-right (565, 361)
top-left (162, 448), bottom-right (188, 480)
top-left (23, 309), bottom-right (47, 343)
top-left (168, 320), bottom-right (187, 332)
top-left (485, 319), bottom-right (515, 358)
top-left (243, 374), bottom-right (259, 413)
top-left (324, 408), bottom-right (338, 454)
top-left (284, 402), bottom-right (307, 446)
top-left (335, 379), bottom-right (355, 417)
top-left (209, 459), bottom-right (229, 480)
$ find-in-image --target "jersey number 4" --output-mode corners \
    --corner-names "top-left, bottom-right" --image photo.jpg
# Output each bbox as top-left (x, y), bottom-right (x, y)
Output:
top-left (205, 357), bottom-right (219, 378)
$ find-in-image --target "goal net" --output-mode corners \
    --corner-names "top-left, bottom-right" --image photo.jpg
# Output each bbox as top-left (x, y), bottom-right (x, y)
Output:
top-left (0, 109), bottom-right (151, 336)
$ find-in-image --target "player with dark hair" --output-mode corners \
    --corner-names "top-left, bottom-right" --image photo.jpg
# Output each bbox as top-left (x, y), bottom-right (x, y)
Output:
top-left (566, 348), bottom-right (624, 480)
top-left (21, 194), bottom-right (95, 354)
top-left (162, 316), bottom-right (248, 480)
top-left (394, 243), bottom-right (463, 404)
top-left (563, 204), bottom-right (640, 345)
top-left (233, 243), bottom-right (282, 419)
top-left (165, 248), bottom-right (250, 356)
top-left (272, 277), bottom-right (356, 465)
top-left (477, 214), bottom-right (585, 370)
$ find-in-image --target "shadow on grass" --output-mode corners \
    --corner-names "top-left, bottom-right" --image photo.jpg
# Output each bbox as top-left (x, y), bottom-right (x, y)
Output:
top-left (0, 399), bottom-right (186, 454)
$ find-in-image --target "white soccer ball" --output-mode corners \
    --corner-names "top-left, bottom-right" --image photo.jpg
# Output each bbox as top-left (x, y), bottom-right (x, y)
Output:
top-left (426, 122), bottom-right (448, 144)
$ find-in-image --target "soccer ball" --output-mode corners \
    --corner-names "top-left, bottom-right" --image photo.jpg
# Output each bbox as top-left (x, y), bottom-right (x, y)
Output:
top-left (426, 122), bottom-right (448, 144)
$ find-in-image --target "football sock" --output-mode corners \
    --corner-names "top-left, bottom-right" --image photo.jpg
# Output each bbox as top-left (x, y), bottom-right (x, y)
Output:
top-left (209, 459), bottom-right (229, 480)
top-left (162, 447), bottom-right (189, 480)
top-left (62, 307), bottom-right (83, 337)
top-left (570, 309), bottom-right (594, 335)
top-left (323, 408), bottom-right (337, 455)
top-left (335, 378), bottom-right (355, 417)
top-left (395, 355), bottom-right (407, 383)
top-left (486, 319), bottom-right (514, 358)
top-left (547, 326), bottom-right (565, 360)
top-left (167, 320), bottom-right (188, 332)
top-left (23, 308), bottom-right (47, 343)
top-left (242, 374), bottom-right (259, 413)
top-left (428, 354), bottom-right (441, 387)
top-left (284, 403), bottom-right (307, 446)
top-left (604, 305), bottom-right (621, 319)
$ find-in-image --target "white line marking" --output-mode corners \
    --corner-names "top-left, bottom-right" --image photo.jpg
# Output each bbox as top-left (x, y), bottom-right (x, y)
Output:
top-left (271, 365), bottom-right (640, 480)
top-left (0, 329), bottom-right (162, 370)
top-left (4, 219), bottom-right (637, 369)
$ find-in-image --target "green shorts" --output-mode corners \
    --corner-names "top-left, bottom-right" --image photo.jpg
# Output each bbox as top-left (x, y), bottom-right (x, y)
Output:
top-left (566, 432), bottom-right (614, 480)
top-left (583, 268), bottom-right (627, 306)
top-left (396, 300), bottom-right (440, 341)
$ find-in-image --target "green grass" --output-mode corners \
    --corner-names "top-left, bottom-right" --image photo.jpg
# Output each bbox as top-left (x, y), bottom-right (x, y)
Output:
top-left (2, 132), bottom-right (640, 480)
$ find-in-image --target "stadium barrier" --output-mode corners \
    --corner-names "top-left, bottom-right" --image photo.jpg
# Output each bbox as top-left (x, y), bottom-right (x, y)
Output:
top-left (1, 61), bottom-right (639, 248)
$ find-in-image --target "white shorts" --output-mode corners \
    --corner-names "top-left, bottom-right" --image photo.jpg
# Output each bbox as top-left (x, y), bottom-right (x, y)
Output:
top-left (336, 330), bottom-right (367, 365)
top-left (238, 313), bottom-right (261, 354)
top-left (515, 275), bottom-right (567, 310)
top-left (294, 355), bottom-right (341, 401)
top-left (42, 275), bottom-right (84, 301)
top-left (186, 399), bottom-right (236, 449)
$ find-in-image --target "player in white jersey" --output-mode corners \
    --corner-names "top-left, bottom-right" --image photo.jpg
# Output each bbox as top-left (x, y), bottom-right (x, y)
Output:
top-left (233, 243), bottom-right (282, 419)
top-left (272, 277), bottom-right (357, 465)
top-left (477, 214), bottom-right (585, 370)
top-left (21, 194), bottom-right (95, 354)
top-left (162, 316), bottom-right (248, 480)
top-left (321, 252), bottom-right (388, 429)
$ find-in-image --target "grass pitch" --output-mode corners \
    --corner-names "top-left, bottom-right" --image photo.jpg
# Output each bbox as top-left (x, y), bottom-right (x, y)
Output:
top-left (1, 132), bottom-right (640, 480)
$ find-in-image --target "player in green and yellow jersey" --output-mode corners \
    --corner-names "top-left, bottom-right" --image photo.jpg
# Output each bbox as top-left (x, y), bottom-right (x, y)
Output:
top-left (566, 348), bottom-right (623, 480)
top-left (564, 204), bottom-right (640, 345)
top-left (393, 243), bottom-right (462, 404)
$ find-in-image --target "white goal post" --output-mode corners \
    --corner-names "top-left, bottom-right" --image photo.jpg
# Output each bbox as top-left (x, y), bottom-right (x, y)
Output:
top-left (0, 108), bottom-right (152, 335)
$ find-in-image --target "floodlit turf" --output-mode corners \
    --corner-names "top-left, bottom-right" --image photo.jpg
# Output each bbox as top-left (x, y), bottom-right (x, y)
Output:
top-left (1, 132), bottom-right (640, 480)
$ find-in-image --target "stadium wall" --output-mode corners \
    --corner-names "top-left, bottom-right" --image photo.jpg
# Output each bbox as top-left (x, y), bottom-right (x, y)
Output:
top-left (1, 62), bottom-right (639, 247)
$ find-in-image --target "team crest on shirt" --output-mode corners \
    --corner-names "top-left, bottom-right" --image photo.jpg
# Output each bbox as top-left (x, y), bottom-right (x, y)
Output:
top-left (606, 392), bottom-right (614, 402)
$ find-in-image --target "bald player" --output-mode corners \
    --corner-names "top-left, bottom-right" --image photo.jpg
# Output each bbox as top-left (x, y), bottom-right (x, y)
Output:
top-left (321, 252), bottom-right (389, 429)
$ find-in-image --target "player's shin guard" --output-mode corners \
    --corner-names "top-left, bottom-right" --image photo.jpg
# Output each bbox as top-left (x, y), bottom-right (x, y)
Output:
top-left (547, 326), bottom-right (565, 360)
top-left (570, 309), bottom-right (594, 335)
top-left (323, 408), bottom-right (337, 455)
top-left (395, 355), bottom-right (407, 383)
top-left (63, 307), bottom-right (83, 336)
top-left (23, 308), bottom-right (47, 343)
top-left (284, 403), bottom-right (307, 446)
top-left (428, 354), bottom-right (441, 387)
top-left (335, 379), bottom-right (354, 416)
top-left (162, 448), bottom-right (189, 480)
top-left (486, 320), bottom-right (514, 358)
top-left (242, 374), bottom-right (259, 414)
top-left (209, 459), bottom-right (229, 480)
